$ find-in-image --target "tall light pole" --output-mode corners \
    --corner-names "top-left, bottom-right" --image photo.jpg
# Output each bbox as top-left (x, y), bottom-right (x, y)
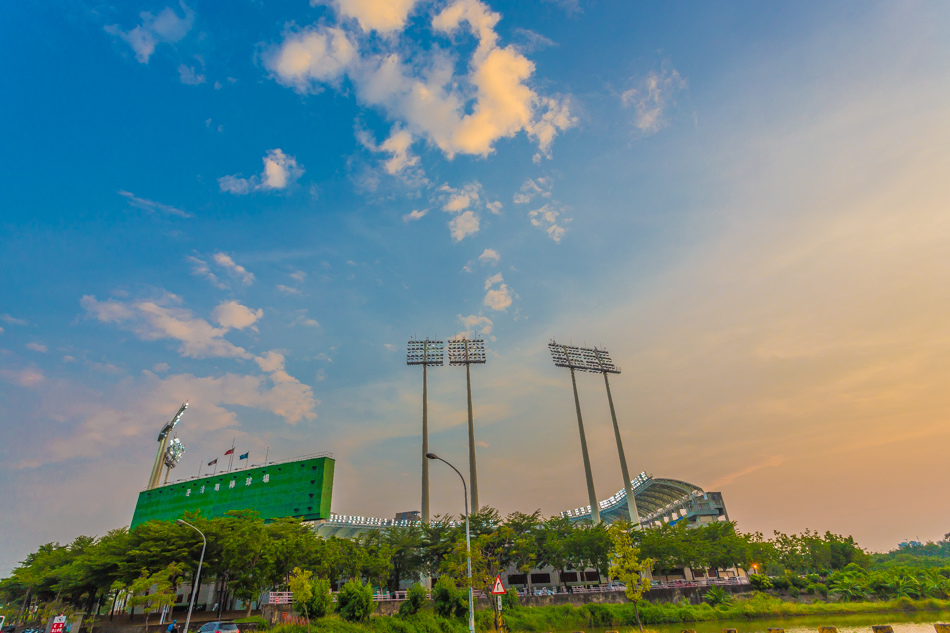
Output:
top-left (425, 453), bottom-right (475, 633)
top-left (591, 346), bottom-right (641, 528)
top-left (548, 342), bottom-right (641, 526)
top-left (408, 339), bottom-right (444, 523)
top-left (549, 342), bottom-right (600, 524)
top-left (177, 519), bottom-right (206, 633)
top-left (447, 338), bottom-right (486, 513)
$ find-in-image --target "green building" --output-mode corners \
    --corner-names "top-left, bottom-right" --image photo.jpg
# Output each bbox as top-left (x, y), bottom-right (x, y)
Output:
top-left (130, 455), bottom-right (334, 528)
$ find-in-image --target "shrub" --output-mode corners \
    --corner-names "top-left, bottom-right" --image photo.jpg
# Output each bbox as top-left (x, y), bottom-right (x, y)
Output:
top-left (749, 574), bottom-right (772, 591)
top-left (432, 577), bottom-right (467, 619)
top-left (309, 578), bottom-right (333, 618)
top-left (703, 586), bottom-right (731, 606)
top-left (398, 583), bottom-right (428, 617)
top-left (502, 587), bottom-right (520, 610)
top-left (337, 578), bottom-right (374, 623)
top-left (771, 575), bottom-right (790, 591)
top-left (788, 586), bottom-right (801, 598)
top-left (814, 582), bottom-right (828, 598)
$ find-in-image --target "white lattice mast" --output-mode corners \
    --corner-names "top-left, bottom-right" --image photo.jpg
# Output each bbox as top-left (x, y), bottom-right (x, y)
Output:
top-left (148, 402), bottom-right (188, 490)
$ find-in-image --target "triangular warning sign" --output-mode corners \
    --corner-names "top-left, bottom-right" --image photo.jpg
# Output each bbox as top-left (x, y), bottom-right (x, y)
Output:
top-left (491, 575), bottom-right (506, 595)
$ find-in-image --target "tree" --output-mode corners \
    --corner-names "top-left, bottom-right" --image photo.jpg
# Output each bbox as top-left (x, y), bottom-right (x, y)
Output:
top-left (127, 564), bottom-right (181, 633)
top-left (608, 524), bottom-right (653, 632)
top-left (288, 567), bottom-right (313, 633)
top-left (337, 578), bottom-right (373, 623)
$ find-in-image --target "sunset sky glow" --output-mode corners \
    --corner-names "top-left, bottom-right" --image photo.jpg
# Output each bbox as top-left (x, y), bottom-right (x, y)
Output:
top-left (2, 0), bottom-right (950, 575)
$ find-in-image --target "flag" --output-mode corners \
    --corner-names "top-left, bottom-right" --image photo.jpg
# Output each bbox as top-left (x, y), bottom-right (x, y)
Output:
top-left (208, 458), bottom-right (218, 466)
top-left (239, 452), bottom-right (249, 460)
top-left (224, 448), bottom-right (234, 456)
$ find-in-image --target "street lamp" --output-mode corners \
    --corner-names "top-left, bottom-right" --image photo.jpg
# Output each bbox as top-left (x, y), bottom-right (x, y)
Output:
top-left (177, 519), bottom-right (206, 633)
top-left (425, 453), bottom-right (475, 633)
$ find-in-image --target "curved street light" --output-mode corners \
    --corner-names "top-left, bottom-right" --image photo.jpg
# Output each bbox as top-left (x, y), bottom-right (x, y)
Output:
top-left (425, 453), bottom-right (475, 633)
top-left (177, 519), bottom-right (206, 633)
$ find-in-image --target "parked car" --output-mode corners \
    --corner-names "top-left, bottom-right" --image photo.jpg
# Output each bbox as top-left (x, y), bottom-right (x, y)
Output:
top-left (197, 622), bottom-right (240, 633)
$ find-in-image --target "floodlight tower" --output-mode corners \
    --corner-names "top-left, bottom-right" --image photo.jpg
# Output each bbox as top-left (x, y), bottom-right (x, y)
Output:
top-left (162, 437), bottom-right (186, 484)
top-left (407, 339), bottom-right (444, 523)
top-left (447, 338), bottom-right (486, 512)
top-left (148, 402), bottom-right (188, 490)
top-left (549, 342), bottom-right (601, 524)
top-left (591, 346), bottom-right (641, 528)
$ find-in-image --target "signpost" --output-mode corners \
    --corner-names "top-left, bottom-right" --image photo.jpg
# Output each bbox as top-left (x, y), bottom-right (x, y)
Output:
top-left (51, 615), bottom-right (67, 633)
top-left (491, 575), bottom-right (506, 614)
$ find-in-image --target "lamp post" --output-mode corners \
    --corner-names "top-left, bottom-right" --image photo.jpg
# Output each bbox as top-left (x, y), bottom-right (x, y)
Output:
top-left (425, 453), bottom-right (475, 633)
top-left (447, 338), bottom-right (486, 513)
top-left (177, 519), bottom-right (206, 633)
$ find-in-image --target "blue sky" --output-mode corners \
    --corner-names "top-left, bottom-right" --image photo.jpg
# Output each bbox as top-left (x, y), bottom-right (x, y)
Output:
top-left (3, 0), bottom-right (950, 574)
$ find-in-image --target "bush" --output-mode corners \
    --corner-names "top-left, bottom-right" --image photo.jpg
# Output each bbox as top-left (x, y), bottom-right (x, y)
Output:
top-left (814, 582), bottom-right (828, 598)
top-left (309, 578), bottom-right (333, 618)
top-left (703, 586), bottom-right (731, 606)
top-left (770, 575), bottom-right (790, 591)
top-left (502, 587), bottom-right (519, 611)
top-left (337, 578), bottom-right (374, 623)
top-left (788, 586), bottom-right (801, 598)
top-left (398, 583), bottom-right (428, 617)
top-left (749, 574), bottom-right (772, 591)
top-left (432, 577), bottom-right (467, 620)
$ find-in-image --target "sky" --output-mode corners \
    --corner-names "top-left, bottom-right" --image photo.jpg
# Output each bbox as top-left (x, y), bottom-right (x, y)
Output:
top-left (2, 0), bottom-right (950, 575)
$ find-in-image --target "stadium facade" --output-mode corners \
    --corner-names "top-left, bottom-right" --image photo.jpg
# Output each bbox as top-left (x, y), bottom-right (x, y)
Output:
top-left (131, 454), bottom-right (335, 528)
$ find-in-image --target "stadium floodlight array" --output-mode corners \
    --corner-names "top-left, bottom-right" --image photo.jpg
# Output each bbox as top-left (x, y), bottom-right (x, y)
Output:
top-left (447, 338), bottom-right (486, 512)
top-left (149, 402), bottom-right (189, 490)
top-left (447, 338), bottom-right (486, 365)
top-left (407, 339), bottom-right (445, 366)
top-left (548, 343), bottom-right (620, 374)
top-left (408, 338), bottom-right (444, 524)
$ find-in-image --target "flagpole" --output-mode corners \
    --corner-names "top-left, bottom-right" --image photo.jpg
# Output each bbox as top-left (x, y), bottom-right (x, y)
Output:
top-left (213, 461), bottom-right (218, 476)
top-left (228, 438), bottom-right (235, 472)
top-left (197, 459), bottom-right (202, 478)
top-left (264, 446), bottom-right (269, 464)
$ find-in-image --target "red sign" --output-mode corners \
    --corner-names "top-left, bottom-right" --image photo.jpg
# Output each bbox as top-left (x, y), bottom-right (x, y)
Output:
top-left (51, 615), bottom-right (67, 633)
top-left (491, 575), bottom-right (506, 595)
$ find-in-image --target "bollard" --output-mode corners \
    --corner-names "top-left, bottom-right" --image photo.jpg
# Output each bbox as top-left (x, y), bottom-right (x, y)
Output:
top-left (722, 629), bottom-right (738, 633)
top-left (934, 625), bottom-right (950, 633)
top-left (872, 626), bottom-right (893, 633)
top-left (767, 629), bottom-right (785, 633)
top-left (818, 627), bottom-right (838, 633)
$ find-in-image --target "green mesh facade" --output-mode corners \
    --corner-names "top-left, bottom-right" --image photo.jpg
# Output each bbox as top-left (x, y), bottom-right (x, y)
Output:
top-left (130, 456), bottom-right (334, 528)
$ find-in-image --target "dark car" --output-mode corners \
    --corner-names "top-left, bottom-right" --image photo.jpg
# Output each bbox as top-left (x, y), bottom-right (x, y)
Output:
top-left (197, 622), bottom-right (240, 633)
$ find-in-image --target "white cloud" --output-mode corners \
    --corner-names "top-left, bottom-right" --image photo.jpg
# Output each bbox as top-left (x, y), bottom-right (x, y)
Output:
top-left (277, 284), bottom-right (301, 295)
top-left (264, 25), bottom-right (357, 91)
top-left (186, 255), bottom-right (227, 289)
top-left (212, 301), bottom-right (263, 330)
top-left (213, 252), bottom-right (255, 285)
top-left (621, 64), bottom-right (687, 134)
top-left (331, 0), bottom-right (419, 33)
top-left (219, 149), bottom-right (304, 195)
top-left (0, 368), bottom-right (45, 387)
top-left (81, 294), bottom-right (250, 359)
top-left (483, 274), bottom-right (512, 311)
top-left (266, 0), bottom-right (575, 159)
top-left (178, 63), bottom-right (205, 85)
top-left (450, 210), bottom-right (480, 242)
top-left (25, 343), bottom-right (48, 353)
top-left (529, 203), bottom-right (568, 243)
top-left (2, 314), bottom-right (31, 325)
top-left (486, 200), bottom-right (502, 214)
top-left (478, 248), bottom-right (500, 265)
top-left (457, 313), bottom-right (493, 337)
top-left (301, 318), bottom-right (320, 327)
top-left (402, 209), bottom-right (428, 222)
top-left (119, 190), bottom-right (190, 218)
top-left (104, 1), bottom-right (195, 64)
top-left (290, 270), bottom-right (307, 282)
top-left (513, 177), bottom-right (550, 204)
top-left (153, 362), bottom-right (170, 372)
